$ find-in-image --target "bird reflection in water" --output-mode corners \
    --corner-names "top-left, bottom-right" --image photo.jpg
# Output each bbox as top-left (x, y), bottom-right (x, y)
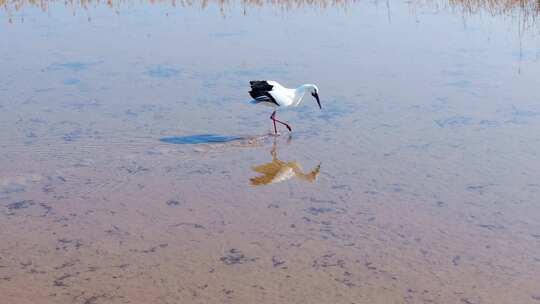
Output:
top-left (250, 138), bottom-right (321, 186)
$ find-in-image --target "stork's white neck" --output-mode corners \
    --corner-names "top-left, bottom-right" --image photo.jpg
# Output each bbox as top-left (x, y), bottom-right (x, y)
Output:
top-left (292, 84), bottom-right (316, 106)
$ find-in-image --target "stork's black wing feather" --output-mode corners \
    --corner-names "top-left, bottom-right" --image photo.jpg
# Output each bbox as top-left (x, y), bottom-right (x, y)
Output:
top-left (250, 80), bottom-right (273, 92)
top-left (249, 80), bottom-right (279, 106)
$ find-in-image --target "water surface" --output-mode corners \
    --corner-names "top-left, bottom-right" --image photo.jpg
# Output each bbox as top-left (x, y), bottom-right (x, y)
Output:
top-left (1, 1), bottom-right (540, 303)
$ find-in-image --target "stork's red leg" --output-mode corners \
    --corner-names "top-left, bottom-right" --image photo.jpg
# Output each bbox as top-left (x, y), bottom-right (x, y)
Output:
top-left (270, 111), bottom-right (278, 134)
top-left (270, 111), bottom-right (292, 133)
top-left (274, 118), bottom-right (292, 132)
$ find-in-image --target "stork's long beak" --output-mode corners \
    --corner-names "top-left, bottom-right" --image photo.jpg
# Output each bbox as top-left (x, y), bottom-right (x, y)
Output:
top-left (312, 92), bottom-right (321, 109)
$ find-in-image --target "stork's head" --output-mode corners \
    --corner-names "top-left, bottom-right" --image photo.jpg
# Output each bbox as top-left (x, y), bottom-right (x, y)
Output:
top-left (305, 84), bottom-right (321, 109)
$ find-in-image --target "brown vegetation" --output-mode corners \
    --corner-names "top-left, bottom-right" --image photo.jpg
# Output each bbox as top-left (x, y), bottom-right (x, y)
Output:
top-left (1, 0), bottom-right (538, 23)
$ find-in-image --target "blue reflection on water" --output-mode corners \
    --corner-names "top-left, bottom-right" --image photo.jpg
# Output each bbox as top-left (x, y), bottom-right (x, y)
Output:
top-left (145, 66), bottom-right (181, 78)
top-left (63, 78), bottom-right (81, 85)
top-left (45, 61), bottom-right (102, 72)
top-left (160, 134), bottom-right (244, 144)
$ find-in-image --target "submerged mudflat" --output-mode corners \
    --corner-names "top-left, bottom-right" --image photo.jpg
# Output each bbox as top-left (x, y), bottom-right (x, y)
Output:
top-left (1, 1), bottom-right (540, 303)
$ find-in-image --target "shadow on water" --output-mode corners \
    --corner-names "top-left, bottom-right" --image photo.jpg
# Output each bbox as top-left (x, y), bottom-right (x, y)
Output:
top-left (160, 134), bottom-right (245, 145)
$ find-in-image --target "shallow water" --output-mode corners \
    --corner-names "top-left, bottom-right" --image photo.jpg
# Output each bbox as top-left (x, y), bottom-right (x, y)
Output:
top-left (1, 1), bottom-right (540, 303)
